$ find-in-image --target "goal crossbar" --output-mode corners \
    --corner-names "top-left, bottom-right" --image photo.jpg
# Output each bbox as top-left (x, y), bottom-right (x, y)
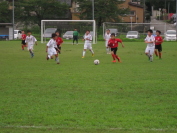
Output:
top-left (41, 20), bottom-right (96, 44)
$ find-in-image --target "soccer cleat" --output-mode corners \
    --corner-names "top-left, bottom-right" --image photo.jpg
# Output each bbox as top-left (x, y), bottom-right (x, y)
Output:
top-left (46, 56), bottom-right (49, 60)
top-left (92, 54), bottom-right (94, 57)
top-left (112, 60), bottom-right (116, 63)
top-left (57, 63), bottom-right (60, 64)
top-left (31, 53), bottom-right (34, 58)
top-left (82, 56), bottom-right (84, 58)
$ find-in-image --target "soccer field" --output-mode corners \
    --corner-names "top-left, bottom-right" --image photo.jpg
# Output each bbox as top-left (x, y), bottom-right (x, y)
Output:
top-left (0, 41), bottom-right (177, 133)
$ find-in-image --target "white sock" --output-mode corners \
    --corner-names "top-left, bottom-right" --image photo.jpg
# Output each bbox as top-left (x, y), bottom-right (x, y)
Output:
top-left (48, 55), bottom-right (51, 59)
top-left (90, 49), bottom-right (94, 54)
top-left (83, 51), bottom-right (86, 57)
top-left (55, 57), bottom-right (59, 63)
top-left (150, 56), bottom-right (153, 62)
top-left (106, 48), bottom-right (109, 53)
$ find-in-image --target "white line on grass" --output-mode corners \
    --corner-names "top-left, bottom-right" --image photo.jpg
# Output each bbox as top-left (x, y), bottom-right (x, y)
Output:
top-left (1, 125), bottom-right (177, 131)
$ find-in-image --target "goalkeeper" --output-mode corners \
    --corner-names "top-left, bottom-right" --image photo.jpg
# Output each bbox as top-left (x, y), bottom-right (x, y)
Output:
top-left (73, 28), bottom-right (79, 45)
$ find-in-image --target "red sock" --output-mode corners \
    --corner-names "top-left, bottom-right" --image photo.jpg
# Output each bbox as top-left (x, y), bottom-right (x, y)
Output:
top-left (159, 52), bottom-right (162, 58)
top-left (155, 51), bottom-right (158, 56)
top-left (115, 55), bottom-right (120, 61)
top-left (111, 54), bottom-right (115, 60)
top-left (22, 45), bottom-right (24, 50)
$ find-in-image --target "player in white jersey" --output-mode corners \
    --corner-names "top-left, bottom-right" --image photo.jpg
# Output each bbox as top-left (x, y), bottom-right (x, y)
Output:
top-left (104, 29), bottom-right (111, 54)
top-left (25, 31), bottom-right (37, 58)
top-left (46, 33), bottom-right (60, 64)
top-left (144, 30), bottom-right (155, 62)
top-left (82, 30), bottom-right (94, 58)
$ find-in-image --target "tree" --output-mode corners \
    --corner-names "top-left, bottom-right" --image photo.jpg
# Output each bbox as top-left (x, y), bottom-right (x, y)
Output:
top-left (75, 0), bottom-right (129, 28)
top-left (15, 0), bottom-right (69, 27)
top-left (0, 1), bottom-right (12, 23)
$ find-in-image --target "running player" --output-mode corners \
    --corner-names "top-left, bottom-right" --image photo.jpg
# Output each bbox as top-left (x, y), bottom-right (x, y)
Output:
top-left (104, 29), bottom-right (111, 54)
top-left (46, 33), bottom-right (60, 64)
top-left (25, 31), bottom-right (37, 58)
top-left (144, 29), bottom-right (155, 62)
top-left (108, 33), bottom-right (124, 63)
top-left (155, 30), bottom-right (163, 59)
top-left (82, 30), bottom-right (94, 58)
top-left (21, 31), bottom-right (27, 50)
top-left (55, 31), bottom-right (63, 54)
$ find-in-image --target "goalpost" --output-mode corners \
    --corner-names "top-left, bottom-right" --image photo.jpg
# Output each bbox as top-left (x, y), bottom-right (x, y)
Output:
top-left (41, 20), bottom-right (97, 44)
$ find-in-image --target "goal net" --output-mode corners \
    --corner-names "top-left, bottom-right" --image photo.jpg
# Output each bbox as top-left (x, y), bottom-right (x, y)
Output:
top-left (41, 20), bottom-right (97, 44)
top-left (103, 22), bottom-right (167, 39)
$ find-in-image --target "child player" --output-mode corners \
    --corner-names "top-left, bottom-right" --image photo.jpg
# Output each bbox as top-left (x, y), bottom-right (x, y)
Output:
top-left (82, 30), bottom-right (94, 58)
top-left (25, 31), bottom-right (37, 58)
top-left (155, 30), bottom-right (163, 59)
top-left (55, 31), bottom-right (63, 54)
top-left (21, 31), bottom-right (27, 50)
top-left (144, 30), bottom-right (155, 62)
top-left (46, 33), bottom-right (60, 64)
top-left (104, 29), bottom-right (111, 54)
top-left (108, 33), bottom-right (124, 63)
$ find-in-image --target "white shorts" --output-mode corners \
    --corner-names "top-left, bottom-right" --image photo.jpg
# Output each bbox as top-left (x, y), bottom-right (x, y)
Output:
top-left (27, 44), bottom-right (34, 50)
top-left (84, 43), bottom-right (92, 50)
top-left (105, 40), bottom-right (109, 47)
top-left (145, 46), bottom-right (155, 55)
top-left (48, 48), bottom-right (57, 56)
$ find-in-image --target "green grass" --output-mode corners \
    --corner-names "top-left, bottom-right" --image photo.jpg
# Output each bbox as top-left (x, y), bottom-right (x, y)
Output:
top-left (0, 41), bottom-right (177, 133)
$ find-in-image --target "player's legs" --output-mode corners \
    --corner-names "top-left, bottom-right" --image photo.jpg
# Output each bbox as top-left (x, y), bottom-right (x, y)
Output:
top-left (88, 44), bottom-right (94, 57)
top-left (55, 54), bottom-right (60, 64)
top-left (149, 48), bottom-right (154, 62)
top-left (58, 45), bottom-right (61, 54)
top-left (145, 47), bottom-right (151, 60)
top-left (111, 48), bottom-right (116, 62)
top-left (21, 40), bottom-right (26, 50)
top-left (76, 36), bottom-right (78, 45)
top-left (105, 41), bottom-right (109, 54)
top-left (28, 45), bottom-right (34, 58)
top-left (158, 45), bottom-right (162, 59)
top-left (73, 36), bottom-right (76, 45)
top-left (82, 49), bottom-right (86, 58)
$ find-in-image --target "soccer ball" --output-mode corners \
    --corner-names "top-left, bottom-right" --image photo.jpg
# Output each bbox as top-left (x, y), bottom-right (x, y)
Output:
top-left (94, 59), bottom-right (100, 65)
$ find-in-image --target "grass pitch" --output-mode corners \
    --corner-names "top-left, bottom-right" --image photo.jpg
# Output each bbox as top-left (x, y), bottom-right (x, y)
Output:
top-left (0, 40), bottom-right (177, 133)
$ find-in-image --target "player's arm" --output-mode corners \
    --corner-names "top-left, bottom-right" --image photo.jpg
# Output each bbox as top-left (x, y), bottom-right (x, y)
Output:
top-left (46, 46), bottom-right (48, 52)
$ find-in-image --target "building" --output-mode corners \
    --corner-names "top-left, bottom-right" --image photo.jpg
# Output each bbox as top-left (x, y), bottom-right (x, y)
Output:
top-left (0, 23), bottom-right (13, 40)
top-left (119, 0), bottom-right (144, 23)
top-left (71, 0), bottom-right (144, 23)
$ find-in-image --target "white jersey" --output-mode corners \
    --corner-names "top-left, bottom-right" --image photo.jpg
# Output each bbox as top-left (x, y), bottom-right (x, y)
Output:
top-left (84, 34), bottom-right (92, 43)
top-left (104, 33), bottom-right (111, 41)
top-left (25, 35), bottom-right (37, 45)
top-left (145, 35), bottom-right (155, 47)
top-left (47, 39), bottom-right (57, 48)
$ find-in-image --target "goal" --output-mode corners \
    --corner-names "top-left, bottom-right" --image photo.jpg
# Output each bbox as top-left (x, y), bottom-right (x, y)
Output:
top-left (41, 20), bottom-right (97, 44)
top-left (103, 22), bottom-right (167, 39)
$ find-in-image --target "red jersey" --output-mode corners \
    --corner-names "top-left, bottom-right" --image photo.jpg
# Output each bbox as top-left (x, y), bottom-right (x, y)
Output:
top-left (108, 38), bottom-right (122, 48)
top-left (155, 36), bottom-right (163, 45)
top-left (56, 37), bottom-right (63, 45)
top-left (21, 34), bottom-right (26, 40)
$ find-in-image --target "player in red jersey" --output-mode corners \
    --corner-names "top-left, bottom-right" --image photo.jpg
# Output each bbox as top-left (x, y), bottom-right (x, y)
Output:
top-left (21, 31), bottom-right (27, 50)
top-left (155, 30), bottom-right (163, 59)
top-left (55, 32), bottom-right (63, 54)
top-left (108, 33), bottom-right (124, 63)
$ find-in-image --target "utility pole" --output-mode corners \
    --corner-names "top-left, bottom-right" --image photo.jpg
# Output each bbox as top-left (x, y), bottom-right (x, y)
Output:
top-left (92, 0), bottom-right (94, 20)
top-left (12, 0), bottom-right (14, 40)
top-left (176, 0), bottom-right (177, 40)
top-left (144, 0), bottom-right (145, 22)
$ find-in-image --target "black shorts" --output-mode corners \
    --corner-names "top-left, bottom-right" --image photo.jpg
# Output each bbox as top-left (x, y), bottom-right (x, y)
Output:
top-left (111, 47), bottom-right (118, 55)
top-left (155, 44), bottom-right (162, 52)
top-left (22, 40), bottom-right (26, 45)
top-left (57, 45), bottom-right (61, 50)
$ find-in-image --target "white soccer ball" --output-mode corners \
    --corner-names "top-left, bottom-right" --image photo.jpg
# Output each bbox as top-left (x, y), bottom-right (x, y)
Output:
top-left (94, 59), bottom-right (100, 65)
